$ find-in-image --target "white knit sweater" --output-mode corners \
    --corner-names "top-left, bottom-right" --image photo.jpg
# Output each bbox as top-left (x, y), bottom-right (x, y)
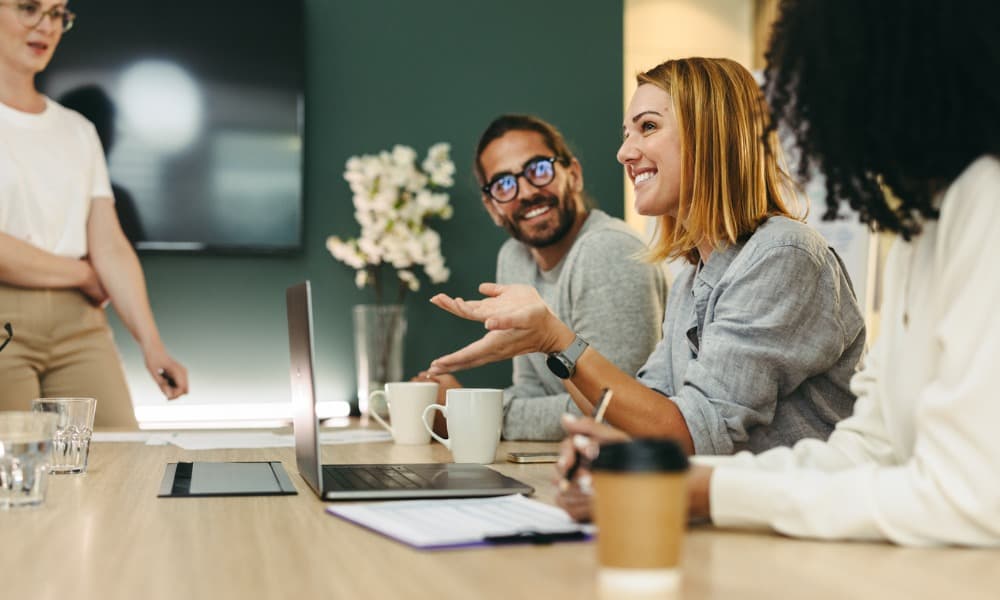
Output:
top-left (697, 155), bottom-right (1000, 546)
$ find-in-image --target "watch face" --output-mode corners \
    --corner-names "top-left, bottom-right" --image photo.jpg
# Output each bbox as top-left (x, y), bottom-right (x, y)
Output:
top-left (546, 354), bottom-right (571, 379)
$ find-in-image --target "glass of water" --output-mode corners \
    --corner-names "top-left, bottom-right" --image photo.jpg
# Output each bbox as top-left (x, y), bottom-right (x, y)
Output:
top-left (0, 411), bottom-right (58, 509)
top-left (31, 397), bottom-right (97, 474)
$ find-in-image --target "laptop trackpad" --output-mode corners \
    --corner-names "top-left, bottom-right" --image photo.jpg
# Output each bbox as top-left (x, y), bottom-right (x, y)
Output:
top-left (409, 464), bottom-right (524, 489)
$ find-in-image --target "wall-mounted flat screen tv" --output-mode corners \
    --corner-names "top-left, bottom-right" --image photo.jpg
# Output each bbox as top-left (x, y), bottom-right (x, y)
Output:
top-left (39, 0), bottom-right (304, 253)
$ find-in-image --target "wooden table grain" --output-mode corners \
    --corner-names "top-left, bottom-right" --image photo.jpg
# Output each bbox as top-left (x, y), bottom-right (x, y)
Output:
top-left (2, 423), bottom-right (996, 600)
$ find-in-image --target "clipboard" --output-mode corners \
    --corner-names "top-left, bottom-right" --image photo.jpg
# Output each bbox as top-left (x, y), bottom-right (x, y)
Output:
top-left (158, 461), bottom-right (297, 497)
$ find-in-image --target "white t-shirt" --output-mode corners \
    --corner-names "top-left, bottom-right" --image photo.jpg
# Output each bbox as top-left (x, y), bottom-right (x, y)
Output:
top-left (0, 97), bottom-right (113, 258)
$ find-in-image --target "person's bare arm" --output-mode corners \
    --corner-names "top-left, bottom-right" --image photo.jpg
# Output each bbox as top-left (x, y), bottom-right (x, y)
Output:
top-left (429, 283), bottom-right (694, 453)
top-left (86, 197), bottom-right (188, 398)
top-left (0, 231), bottom-right (107, 304)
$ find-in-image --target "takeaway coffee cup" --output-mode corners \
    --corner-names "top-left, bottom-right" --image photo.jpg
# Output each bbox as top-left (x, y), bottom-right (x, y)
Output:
top-left (368, 382), bottom-right (439, 444)
top-left (421, 388), bottom-right (502, 464)
top-left (591, 439), bottom-right (689, 599)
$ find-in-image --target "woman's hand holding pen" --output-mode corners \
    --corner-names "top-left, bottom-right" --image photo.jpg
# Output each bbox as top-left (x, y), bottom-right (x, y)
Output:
top-left (428, 283), bottom-right (573, 374)
top-left (554, 415), bottom-right (716, 523)
top-left (143, 343), bottom-right (189, 400)
top-left (553, 414), bottom-right (630, 522)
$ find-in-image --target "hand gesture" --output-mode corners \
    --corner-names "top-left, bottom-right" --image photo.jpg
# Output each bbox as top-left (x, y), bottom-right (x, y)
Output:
top-left (428, 283), bottom-right (571, 374)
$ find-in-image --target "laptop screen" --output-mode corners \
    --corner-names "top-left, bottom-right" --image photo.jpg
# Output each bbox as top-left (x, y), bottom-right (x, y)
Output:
top-left (286, 281), bottom-right (323, 496)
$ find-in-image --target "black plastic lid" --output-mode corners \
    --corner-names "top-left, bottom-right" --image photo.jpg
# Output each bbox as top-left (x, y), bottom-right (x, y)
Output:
top-left (591, 439), bottom-right (689, 473)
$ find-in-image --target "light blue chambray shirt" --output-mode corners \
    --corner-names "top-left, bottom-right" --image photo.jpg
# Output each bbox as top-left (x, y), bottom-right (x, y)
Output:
top-left (498, 210), bottom-right (669, 441)
top-left (637, 216), bottom-right (866, 455)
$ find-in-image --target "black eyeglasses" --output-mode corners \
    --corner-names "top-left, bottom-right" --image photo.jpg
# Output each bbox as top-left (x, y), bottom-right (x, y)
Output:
top-left (482, 156), bottom-right (562, 204)
top-left (0, 322), bottom-right (12, 354)
top-left (0, 1), bottom-right (76, 33)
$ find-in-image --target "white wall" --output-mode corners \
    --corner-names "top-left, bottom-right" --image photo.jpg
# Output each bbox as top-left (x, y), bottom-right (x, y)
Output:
top-left (621, 1), bottom-right (876, 327)
top-left (623, 0), bottom-right (754, 237)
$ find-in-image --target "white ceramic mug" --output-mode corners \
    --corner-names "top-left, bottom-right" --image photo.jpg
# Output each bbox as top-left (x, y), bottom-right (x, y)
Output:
top-left (368, 382), bottom-right (439, 445)
top-left (422, 388), bottom-right (503, 464)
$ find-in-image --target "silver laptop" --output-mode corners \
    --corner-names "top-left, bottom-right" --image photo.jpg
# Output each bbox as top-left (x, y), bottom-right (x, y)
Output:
top-left (286, 281), bottom-right (534, 500)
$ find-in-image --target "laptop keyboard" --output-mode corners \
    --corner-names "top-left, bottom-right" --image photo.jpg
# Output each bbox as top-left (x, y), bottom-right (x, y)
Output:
top-left (323, 465), bottom-right (427, 491)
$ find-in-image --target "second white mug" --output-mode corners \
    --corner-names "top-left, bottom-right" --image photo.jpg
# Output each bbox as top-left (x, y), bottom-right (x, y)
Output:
top-left (368, 382), bottom-right (439, 445)
top-left (422, 388), bottom-right (503, 464)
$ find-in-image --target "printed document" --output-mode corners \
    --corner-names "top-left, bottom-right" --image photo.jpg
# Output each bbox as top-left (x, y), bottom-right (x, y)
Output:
top-left (327, 494), bottom-right (591, 550)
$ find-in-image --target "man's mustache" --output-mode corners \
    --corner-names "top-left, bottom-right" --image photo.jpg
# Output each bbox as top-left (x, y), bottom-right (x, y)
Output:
top-left (514, 194), bottom-right (558, 220)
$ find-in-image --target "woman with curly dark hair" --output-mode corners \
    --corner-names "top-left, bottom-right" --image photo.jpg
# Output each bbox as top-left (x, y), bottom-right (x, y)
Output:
top-left (555, 0), bottom-right (1000, 546)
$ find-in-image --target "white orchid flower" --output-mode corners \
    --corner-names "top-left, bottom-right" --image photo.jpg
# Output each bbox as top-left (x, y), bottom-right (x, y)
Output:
top-left (397, 269), bottom-right (420, 292)
top-left (332, 142), bottom-right (455, 298)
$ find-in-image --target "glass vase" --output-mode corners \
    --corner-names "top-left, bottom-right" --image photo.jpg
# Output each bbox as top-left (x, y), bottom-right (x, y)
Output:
top-left (352, 304), bottom-right (406, 418)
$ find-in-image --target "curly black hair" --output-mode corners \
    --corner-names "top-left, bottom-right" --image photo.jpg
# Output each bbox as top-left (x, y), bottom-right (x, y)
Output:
top-left (764, 0), bottom-right (1000, 239)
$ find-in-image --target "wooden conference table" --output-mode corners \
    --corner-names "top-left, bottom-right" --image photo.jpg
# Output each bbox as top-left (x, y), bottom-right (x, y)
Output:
top-left (2, 421), bottom-right (997, 600)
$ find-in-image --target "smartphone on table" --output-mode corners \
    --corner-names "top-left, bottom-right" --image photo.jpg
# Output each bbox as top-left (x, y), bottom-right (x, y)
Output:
top-left (506, 451), bottom-right (560, 464)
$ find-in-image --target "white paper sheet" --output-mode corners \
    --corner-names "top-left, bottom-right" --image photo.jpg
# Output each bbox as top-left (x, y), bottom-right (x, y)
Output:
top-left (140, 429), bottom-right (392, 450)
top-left (91, 431), bottom-right (168, 444)
top-left (319, 429), bottom-right (394, 445)
top-left (328, 494), bottom-right (592, 550)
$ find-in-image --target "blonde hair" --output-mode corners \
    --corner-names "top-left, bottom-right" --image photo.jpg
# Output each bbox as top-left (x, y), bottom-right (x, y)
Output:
top-left (637, 57), bottom-right (800, 264)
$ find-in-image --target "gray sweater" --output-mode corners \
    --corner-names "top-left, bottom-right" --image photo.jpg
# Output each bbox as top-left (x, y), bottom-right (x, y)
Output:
top-left (637, 216), bottom-right (865, 454)
top-left (497, 210), bottom-right (669, 440)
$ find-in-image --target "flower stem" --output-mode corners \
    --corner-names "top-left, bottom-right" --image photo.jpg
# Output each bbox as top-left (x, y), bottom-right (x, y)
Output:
top-left (371, 265), bottom-right (382, 304)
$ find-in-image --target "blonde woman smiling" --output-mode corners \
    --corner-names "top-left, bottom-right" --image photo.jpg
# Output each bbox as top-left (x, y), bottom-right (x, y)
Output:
top-left (429, 58), bottom-right (865, 456)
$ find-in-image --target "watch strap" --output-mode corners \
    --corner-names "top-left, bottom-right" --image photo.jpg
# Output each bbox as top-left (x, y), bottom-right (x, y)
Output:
top-left (547, 335), bottom-right (589, 379)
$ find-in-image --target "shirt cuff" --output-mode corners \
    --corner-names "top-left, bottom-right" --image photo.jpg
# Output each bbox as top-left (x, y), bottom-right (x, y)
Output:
top-left (672, 387), bottom-right (733, 455)
top-left (709, 466), bottom-right (779, 530)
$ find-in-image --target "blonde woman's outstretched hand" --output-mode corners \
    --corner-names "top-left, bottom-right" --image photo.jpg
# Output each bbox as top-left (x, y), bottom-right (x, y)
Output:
top-left (428, 283), bottom-right (573, 374)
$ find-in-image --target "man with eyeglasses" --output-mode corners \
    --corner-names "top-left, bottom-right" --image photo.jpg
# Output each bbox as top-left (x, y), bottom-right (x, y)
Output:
top-left (420, 115), bottom-right (668, 440)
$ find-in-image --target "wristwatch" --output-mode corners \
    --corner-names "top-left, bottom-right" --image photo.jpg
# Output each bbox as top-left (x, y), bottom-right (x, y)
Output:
top-left (546, 335), bottom-right (589, 379)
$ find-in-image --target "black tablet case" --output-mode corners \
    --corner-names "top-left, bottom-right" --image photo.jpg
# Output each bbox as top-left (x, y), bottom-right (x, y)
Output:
top-left (158, 461), bottom-right (297, 497)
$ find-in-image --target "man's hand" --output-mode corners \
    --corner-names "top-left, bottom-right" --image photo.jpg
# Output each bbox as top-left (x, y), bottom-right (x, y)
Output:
top-left (428, 283), bottom-right (572, 374)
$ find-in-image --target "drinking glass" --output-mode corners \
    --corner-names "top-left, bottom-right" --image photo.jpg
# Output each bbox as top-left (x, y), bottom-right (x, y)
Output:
top-left (32, 397), bottom-right (96, 474)
top-left (0, 411), bottom-right (58, 509)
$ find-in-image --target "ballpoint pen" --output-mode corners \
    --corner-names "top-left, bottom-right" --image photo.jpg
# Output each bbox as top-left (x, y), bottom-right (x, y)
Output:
top-left (158, 368), bottom-right (178, 389)
top-left (560, 388), bottom-right (613, 491)
top-left (483, 530), bottom-right (588, 545)
top-left (0, 322), bottom-right (12, 354)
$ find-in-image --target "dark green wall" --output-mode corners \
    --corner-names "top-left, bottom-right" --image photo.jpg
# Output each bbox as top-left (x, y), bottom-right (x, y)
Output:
top-left (111, 0), bottom-right (625, 410)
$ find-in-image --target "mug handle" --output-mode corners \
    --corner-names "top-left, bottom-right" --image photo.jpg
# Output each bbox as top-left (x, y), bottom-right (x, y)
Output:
top-left (368, 390), bottom-right (393, 435)
top-left (422, 404), bottom-right (450, 449)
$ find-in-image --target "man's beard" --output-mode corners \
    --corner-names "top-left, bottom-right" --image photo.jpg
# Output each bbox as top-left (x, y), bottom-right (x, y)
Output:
top-left (501, 192), bottom-right (578, 248)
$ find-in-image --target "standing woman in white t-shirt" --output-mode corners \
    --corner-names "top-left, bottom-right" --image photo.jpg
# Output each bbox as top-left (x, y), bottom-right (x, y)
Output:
top-left (0, 1), bottom-right (188, 427)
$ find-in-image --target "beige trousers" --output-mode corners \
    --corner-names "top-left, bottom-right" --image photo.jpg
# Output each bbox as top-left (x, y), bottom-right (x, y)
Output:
top-left (0, 285), bottom-right (137, 428)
